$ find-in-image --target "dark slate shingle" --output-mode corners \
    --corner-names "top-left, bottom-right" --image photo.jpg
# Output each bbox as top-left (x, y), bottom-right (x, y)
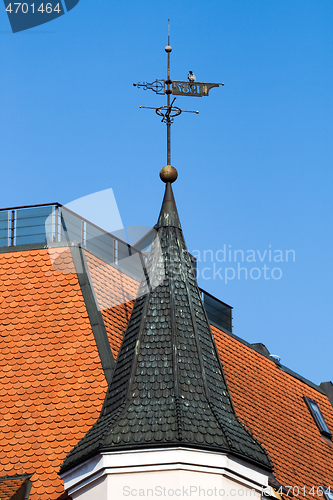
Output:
top-left (61, 182), bottom-right (273, 473)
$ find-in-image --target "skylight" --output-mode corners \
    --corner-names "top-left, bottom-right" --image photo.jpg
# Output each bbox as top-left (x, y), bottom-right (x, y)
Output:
top-left (304, 397), bottom-right (332, 438)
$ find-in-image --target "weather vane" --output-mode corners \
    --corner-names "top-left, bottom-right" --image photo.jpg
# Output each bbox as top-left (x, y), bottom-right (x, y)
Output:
top-left (133, 20), bottom-right (224, 167)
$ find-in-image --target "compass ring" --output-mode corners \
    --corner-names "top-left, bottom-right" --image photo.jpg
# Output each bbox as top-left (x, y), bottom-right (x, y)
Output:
top-left (155, 106), bottom-right (182, 119)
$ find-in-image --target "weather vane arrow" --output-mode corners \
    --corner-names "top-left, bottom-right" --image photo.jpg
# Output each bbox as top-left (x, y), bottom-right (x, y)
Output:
top-left (133, 20), bottom-right (224, 166)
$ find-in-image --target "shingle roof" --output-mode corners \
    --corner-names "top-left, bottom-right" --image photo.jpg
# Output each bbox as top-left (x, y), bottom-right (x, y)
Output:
top-left (1, 204), bottom-right (332, 499)
top-left (213, 325), bottom-right (333, 499)
top-left (61, 181), bottom-right (273, 473)
top-left (0, 248), bottom-right (107, 500)
top-left (0, 474), bottom-right (32, 500)
top-left (85, 249), bottom-right (333, 496)
top-left (84, 251), bottom-right (137, 358)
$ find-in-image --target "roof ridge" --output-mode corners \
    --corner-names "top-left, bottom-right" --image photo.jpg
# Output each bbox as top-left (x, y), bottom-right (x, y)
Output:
top-left (174, 226), bottom-right (231, 447)
top-left (0, 473), bottom-right (32, 480)
top-left (213, 327), bottom-right (325, 394)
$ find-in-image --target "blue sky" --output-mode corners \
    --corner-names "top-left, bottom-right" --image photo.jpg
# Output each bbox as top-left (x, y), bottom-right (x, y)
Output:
top-left (0, 1), bottom-right (332, 385)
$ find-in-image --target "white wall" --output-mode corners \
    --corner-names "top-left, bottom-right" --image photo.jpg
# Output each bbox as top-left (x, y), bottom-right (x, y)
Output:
top-left (74, 476), bottom-right (107, 500)
top-left (107, 469), bottom-right (262, 500)
top-left (62, 448), bottom-right (270, 500)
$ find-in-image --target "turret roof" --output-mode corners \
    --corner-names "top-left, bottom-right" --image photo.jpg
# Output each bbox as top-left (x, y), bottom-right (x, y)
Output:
top-left (61, 179), bottom-right (272, 473)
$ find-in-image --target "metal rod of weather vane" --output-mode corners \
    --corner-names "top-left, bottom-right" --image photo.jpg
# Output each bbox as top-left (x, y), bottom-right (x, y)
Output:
top-left (166, 22), bottom-right (171, 166)
top-left (167, 51), bottom-right (171, 165)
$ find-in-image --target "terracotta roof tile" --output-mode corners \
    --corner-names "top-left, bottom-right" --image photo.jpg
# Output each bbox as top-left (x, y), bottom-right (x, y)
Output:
top-left (82, 249), bottom-right (333, 494)
top-left (84, 252), bottom-right (137, 358)
top-left (0, 248), bottom-right (108, 500)
top-left (0, 474), bottom-right (31, 500)
top-left (2, 245), bottom-right (332, 498)
top-left (211, 325), bottom-right (333, 498)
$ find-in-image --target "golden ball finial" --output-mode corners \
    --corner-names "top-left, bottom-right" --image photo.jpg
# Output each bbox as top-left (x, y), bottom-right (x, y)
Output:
top-left (160, 165), bottom-right (178, 183)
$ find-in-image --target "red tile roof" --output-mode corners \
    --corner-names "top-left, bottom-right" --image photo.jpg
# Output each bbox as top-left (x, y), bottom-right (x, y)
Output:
top-left (0, 248), bottom-right (107, 500)
top-left (84, 251), bottom-right (137, 358)
top-left (212, 325), bottom-right (333, 498)
top-left (81, 251), bottom-right (333, 495)
top-left (1, 246), bottom-right (332, 499)
top-left (0, 474), bottom-right (31, 500)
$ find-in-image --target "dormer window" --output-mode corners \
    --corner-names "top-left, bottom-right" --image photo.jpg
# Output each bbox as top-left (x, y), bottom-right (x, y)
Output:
top-left (304, 397), bottom-right (332, 438)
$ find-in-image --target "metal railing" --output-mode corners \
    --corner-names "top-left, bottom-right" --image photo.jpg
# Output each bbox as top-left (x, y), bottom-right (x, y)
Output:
top-left (0, 203), bottom-right (232, 332)
top-left (0, 203), bottom-right (144, 280)
top-left (0, 203), bottom-right (56, 247)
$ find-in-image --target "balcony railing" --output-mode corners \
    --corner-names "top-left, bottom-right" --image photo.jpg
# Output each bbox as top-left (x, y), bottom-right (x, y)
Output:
top-left (0, 203), bottom-right (144, 280)
top-left (0, 203), bottom-right (232, 332)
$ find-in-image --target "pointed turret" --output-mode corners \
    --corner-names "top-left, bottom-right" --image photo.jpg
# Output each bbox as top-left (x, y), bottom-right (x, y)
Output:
top-left (61, 167), bottom-right (272, 475)
top-left (157, 165), bottom-right (181, 229)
